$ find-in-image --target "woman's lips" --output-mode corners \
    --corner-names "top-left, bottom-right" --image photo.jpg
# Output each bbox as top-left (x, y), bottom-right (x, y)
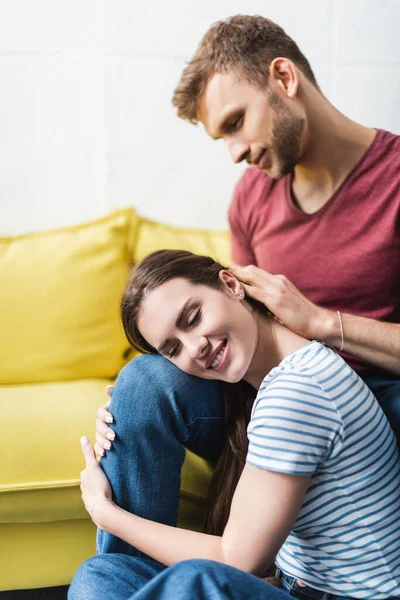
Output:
top-left (212, 340), bottom-right (229, 373)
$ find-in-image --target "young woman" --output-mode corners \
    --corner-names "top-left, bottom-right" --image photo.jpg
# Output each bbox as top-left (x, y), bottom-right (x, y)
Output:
top-left (69, 250), bottom-right (400, 600)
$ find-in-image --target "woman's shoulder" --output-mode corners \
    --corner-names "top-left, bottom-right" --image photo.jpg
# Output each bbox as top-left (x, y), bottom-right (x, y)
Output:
top-left (260, 341), bottom-right (340, 392)
top-left (252, 342), bottom-right (346, 423)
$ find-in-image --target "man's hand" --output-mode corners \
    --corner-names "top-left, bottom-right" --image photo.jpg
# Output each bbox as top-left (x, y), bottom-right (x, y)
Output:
top-left (230, 265), bottom-right (335, 341)
top-left (95, 385), bottom-right (115, 457)
top-left (80, 436), bottom-right (113, 526)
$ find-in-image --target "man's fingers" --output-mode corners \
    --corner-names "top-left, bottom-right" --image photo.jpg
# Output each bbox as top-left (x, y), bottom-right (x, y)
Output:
top-left (81, 436), bottom-right (98, 466)
top-left (242, 282), bottom-right (268, 302)
top-left (230, 264), bottom-right (275, 287)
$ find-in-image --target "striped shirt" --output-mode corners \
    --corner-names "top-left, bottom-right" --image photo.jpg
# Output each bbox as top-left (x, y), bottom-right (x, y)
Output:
top-left (246, 341), bottom-right (400, 599)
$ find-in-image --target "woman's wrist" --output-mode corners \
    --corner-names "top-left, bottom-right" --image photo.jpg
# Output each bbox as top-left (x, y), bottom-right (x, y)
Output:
top-left (90, 498), bottom-right (115, 527)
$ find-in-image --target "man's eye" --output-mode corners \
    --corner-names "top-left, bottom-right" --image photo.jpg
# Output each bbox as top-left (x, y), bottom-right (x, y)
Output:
top-left (228, 115), bottom-right (243, 131)
top-left (188, 308), bottom-right (201, 327)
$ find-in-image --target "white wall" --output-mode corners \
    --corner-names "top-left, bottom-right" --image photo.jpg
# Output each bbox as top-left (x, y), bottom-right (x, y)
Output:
top-left (0, 0), bottom-right (399, 235)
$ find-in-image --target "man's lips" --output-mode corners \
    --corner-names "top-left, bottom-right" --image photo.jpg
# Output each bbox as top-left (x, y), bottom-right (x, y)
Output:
top-left (256, 149), bottom-right (268, 169)
top-left (205, 340), bottom-right (227, 370)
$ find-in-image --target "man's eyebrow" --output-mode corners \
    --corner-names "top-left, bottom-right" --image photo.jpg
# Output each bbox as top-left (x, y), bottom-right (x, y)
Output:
top-left (157, 298), bottom-right (194, 353)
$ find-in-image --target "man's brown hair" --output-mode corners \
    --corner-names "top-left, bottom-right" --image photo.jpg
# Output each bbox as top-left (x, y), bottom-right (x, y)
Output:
top-left (172, 15), bottom-right (319, 124)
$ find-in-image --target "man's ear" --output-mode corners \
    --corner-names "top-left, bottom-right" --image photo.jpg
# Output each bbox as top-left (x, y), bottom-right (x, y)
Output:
top-left (269, 57), bottom-right (299, 99)
top-left (219, 270), bottom-right (243, 298)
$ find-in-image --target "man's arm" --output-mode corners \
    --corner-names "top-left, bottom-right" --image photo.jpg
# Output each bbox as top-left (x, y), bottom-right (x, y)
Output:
top-left (321, 312), bottom-right (400, 375)
top-left (230, 265), bottom-right (400, 375)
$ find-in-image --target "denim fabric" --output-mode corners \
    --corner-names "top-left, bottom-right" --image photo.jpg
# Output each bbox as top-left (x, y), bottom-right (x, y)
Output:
top-left (96, 354), bottom-right (225, 557)
top-left (69, 355), bottom-right (400, 598)
top-left (277, 569), bottom-right (354, 600)
top-left (69, 557), bottom-right (293, 599)
top-left (362, 376), bottom-right (400, 444)
top-left (277, 569), bottom-right (400, 600)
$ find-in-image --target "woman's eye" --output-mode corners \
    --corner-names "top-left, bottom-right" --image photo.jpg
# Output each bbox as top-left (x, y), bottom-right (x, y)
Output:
top-left (188, 308), bottom-right (201, 327)
top-left (168, 345), bottom-right (180, 359)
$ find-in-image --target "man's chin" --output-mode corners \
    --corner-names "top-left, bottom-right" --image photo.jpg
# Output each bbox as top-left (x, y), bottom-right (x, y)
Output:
top-left (260, 165), bottom-right (286, 180)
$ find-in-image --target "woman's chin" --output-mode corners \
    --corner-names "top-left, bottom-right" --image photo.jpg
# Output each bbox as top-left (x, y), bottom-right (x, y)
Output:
top-left (223, 364), bottom-right (248, 384)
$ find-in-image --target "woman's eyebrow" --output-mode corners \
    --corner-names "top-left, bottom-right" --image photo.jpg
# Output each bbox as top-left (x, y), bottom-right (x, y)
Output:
top-left (176, 297), bottom-right (194, 328)
top-left (157, 297), bottom-right (194, 353)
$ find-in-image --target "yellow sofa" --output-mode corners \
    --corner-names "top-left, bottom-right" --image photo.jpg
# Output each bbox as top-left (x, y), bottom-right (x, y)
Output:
top-left (1, 208), bottom-right (230, 591)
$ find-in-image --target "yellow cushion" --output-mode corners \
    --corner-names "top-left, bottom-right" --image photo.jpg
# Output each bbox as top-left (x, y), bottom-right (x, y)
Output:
top-left (0, 208), bottom-right (137, 384)
top-left (1, 379), bottom-right (212, 526)
top-left (1, 520), bottom-right (97, 591)
top-left (1, 379), bottom-right (113, 522)
top-left (133, 217), bottom-right (231, 265)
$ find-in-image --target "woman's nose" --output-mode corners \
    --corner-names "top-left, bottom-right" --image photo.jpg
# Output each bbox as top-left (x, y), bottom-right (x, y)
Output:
top-left (186, 335), bottom-right (209, 360)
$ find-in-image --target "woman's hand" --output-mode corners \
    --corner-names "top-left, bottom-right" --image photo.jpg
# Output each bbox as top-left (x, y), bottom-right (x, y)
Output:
top-left (80, 436), bottom-right (113, 526)
top-left (95, 385), bottom-right (115, 457)
top-left (230, 265), bottom-right (334, 341)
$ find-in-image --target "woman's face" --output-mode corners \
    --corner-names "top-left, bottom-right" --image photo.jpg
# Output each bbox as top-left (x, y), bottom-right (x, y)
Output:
top-left (137, 273), bottom-right (260, 383)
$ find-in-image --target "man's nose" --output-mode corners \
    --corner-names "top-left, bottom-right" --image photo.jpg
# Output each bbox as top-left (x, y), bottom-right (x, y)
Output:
top-left (186, 336), bottom-right (209, 360)
top-left (226, 138), bottom-right (249, 164)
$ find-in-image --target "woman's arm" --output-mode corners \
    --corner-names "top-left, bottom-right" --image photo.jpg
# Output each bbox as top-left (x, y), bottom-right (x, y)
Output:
top-left (81, 439), bottom-right (309, 575)
top-left (230, 265), bottom-right (400, 375)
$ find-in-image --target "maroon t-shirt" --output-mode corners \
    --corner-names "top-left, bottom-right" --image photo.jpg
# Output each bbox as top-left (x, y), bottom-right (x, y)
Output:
top-left (229, 129), bottom-right (400, 378)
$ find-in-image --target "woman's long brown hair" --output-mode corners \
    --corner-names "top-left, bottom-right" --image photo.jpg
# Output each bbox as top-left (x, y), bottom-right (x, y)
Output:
top-left (121, 249), bottom-right (278, 584)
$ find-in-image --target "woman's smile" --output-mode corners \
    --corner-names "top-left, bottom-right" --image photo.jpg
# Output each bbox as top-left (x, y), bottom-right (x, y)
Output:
top-left (207, 339), bottom-right (229, 372)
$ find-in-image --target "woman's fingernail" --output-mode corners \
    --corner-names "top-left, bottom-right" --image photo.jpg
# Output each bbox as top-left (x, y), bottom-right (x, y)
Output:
top-left (105, 415), bottom-right (113, 423)
top-left (81, 436), bottom-right (89, 446)
top-left (106, 385), bottom-right (113, 392)
top-left (104, 441), bottom-right (111, 450)
top-left (106, 432), bottom-right (115, 441)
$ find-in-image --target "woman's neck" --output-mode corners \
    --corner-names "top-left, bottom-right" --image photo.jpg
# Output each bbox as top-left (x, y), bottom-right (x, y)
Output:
top-left (243, 317), bottom-right (311, 389)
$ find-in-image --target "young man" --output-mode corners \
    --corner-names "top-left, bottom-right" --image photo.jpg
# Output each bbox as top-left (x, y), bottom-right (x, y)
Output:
top-left (171, 14), bottom-right (400, 433)
top-left (79, 15), bottom-right (399, 599)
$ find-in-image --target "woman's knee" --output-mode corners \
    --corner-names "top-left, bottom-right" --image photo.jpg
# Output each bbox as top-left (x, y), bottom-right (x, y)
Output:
top-left (106, 355), bottom-right (184, 433)
top-left (69, 554), bottom-right (160, 600)
top-left (109, 354), bottom-right (221, 429)
top-left (68, 555), bottom-right (108, 600)
top-left (168, 558), bottom-right (223, 580)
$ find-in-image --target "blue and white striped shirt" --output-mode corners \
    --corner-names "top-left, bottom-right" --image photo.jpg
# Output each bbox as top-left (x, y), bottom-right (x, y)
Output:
top-left (246, 341), bottom-right (400, 599)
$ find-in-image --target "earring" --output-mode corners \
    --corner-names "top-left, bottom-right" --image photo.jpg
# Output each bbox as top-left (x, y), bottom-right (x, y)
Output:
top-left (239, 289), bottom-right (244, 299)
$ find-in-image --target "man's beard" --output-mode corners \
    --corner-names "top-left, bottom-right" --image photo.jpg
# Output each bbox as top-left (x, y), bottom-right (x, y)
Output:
top-left (264, 90), bottom-right (305, 179)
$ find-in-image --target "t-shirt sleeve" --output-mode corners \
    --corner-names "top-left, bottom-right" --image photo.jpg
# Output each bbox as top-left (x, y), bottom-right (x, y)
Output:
top-left (228, 175), bottom-right (257, 266)
top-left (246, 373), bottom-right (344, 475)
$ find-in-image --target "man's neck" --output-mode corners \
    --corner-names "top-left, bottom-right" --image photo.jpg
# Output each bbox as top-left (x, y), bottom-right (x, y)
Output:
top-left (291, 98), bottom-right (376, 214)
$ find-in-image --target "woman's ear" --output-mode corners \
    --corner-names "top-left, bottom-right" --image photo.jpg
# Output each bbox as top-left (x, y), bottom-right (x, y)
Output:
top-left (219, 270), bottom-right (244, 299)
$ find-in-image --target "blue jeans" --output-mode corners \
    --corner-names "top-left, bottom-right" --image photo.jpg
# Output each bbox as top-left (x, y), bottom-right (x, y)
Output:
top-left (68, 355), bottom-right (400, 599)
top-left (362, 376), bottom-right (400, 444)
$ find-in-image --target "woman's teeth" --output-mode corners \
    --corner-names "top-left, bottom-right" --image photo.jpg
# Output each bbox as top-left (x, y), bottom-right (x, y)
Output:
top-left (210, 343), bottom-right (226, 369)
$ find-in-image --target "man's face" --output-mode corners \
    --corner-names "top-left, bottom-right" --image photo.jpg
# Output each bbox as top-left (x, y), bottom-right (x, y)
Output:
top-left (198, 72), bottom-right (305, 179)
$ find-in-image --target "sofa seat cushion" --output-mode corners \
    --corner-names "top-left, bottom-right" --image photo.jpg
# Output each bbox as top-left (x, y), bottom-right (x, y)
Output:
top-left (0, 208), bottom-right (137, 385)
top-left (2, 379), bottom-right (213, 525)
